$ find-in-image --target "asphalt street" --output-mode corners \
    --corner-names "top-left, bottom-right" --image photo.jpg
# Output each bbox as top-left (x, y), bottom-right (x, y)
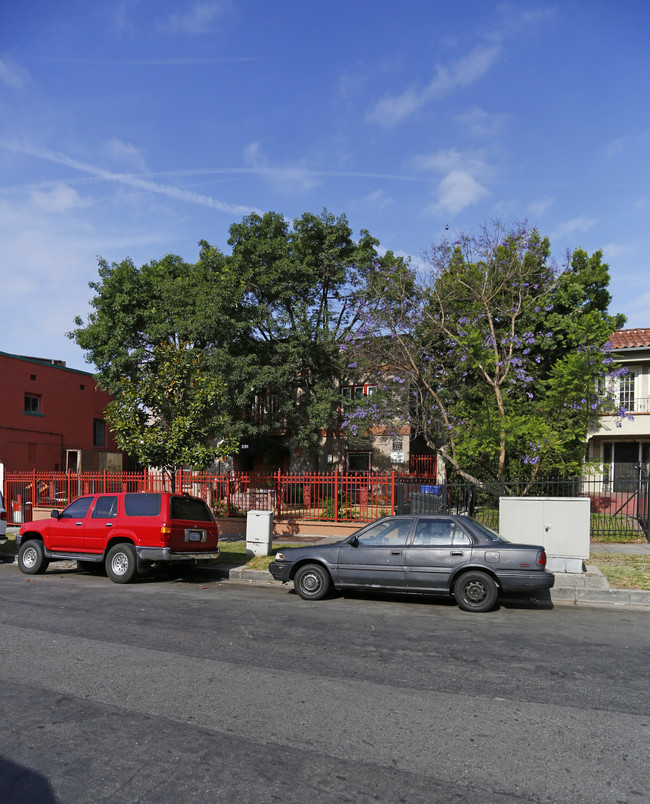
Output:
top-left (0, 561), bottom-right (648, 803)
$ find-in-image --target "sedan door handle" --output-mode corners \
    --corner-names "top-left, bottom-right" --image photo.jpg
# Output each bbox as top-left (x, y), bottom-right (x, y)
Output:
top-left (391, 551), bottom-right (403, 556)
top-left (105, 523), bottom-right (112, 527)
top-left (450, 551), bottom-right (464, 556)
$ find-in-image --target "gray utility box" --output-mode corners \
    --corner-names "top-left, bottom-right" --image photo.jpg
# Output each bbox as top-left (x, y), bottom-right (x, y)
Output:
top-left (246, 510), bottom-right (273, 557)
top-left (498, 497), bottom-right (590, 574)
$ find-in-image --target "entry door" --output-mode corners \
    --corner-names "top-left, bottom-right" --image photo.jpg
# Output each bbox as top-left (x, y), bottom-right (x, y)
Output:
top-left (405, 518), bottom-right (473, 591)
top-left (614, 443), bottom-right (639, 493)
top-left (48, 496), bottom-right (94, 551)
top-left (337, 518), bottom-right (414, 589)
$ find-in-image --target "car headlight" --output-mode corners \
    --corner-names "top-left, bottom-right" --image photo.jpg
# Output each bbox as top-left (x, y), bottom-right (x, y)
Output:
top-left (275, 552), bottom-right (286, 561)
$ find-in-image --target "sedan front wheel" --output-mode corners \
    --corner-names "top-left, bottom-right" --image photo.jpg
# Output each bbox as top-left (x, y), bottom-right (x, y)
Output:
top-left (294, 563), bottom-right (331, 601)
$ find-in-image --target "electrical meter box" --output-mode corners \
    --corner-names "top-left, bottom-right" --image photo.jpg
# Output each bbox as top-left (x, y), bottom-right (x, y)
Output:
top-left (498, 497), bottom-right (590, 573)
top-left (246, 509), bottom-right (273, 557)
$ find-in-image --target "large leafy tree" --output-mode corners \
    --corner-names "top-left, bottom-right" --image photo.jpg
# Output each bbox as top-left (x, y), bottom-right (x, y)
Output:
top-left (105, 343), bottom-right (237, 488)
top-left (71, 209), bottom-right (396, 469)
top-left (346, 221), bottom-right (626, 486)
top-left (70, 250), bottom-right (242, 474)
top-left (223, 209), bottom-right (397, 465)
top-left (70, 250), bottom-right (241, 388)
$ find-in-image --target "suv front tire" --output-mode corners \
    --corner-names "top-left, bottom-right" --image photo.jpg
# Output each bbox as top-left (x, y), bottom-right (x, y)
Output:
top-left (18, 540), bottom-right (50, 575)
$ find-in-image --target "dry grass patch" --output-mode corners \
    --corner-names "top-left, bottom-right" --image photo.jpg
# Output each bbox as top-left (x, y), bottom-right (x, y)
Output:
top-left (589, 554), bottom-right (650, 590)
top-left (218, 541), bottom-right (295, 571)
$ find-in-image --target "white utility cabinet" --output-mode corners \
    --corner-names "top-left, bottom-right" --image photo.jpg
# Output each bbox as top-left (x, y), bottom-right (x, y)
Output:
top-left (246, 509), bottom-right (274, 557)
top-left (498, 497), bottom-right (590, 573)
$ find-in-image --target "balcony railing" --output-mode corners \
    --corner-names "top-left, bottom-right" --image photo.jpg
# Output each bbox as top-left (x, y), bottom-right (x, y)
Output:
top-left (600, 396), bottom-right (650, 414)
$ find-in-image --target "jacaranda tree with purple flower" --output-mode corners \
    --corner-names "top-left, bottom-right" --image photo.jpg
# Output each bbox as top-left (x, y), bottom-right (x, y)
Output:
top-left (345, 221), bottom-right (626, 488)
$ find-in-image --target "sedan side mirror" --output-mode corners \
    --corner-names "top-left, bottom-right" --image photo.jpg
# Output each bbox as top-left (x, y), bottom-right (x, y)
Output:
top-left (50, 509), bottom-right (60, 519)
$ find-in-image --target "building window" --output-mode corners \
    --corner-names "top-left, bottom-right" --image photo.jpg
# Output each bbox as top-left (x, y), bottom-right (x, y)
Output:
top-left (347, 451), bottom-right (372, 473)
top-left (620, 372), bottom-right (635, 412)
top-left (341, 387), bottom-right (352, 402)
top-left (24, 394), bottom-right (41, 414)
top-left (93, 419), bottom-right (106, 447)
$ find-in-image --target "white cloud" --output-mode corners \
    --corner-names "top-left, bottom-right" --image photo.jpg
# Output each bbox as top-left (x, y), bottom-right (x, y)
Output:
top-left (102, 138), bottom-right (148, 172)
top-left (159, 1), bottom-right (233, 35)
top-left (413, 147), bottom-right (491, 176)
top-left (527, 197), bottom-right (554, 217)
top-left (551, 217), bottom-right (596, 240)
top-left (414, 148), bottom-right (492, 217)
top-left (367, 44), bottom-right (501, 126)
top-left (243, 141), bottom-right (321, 194)
top-left (0, 139), bottom-right (258, 216)
top-left (432, 171), bottom-right (490, 216)
top-left (456, 106), bottom-right (508, 138)
top-left (602, 242), bottom-right (635, 259)
top-left (366, 6), bottom-right (555, 128)
top-left (30, 185), bottom-right (83, 213)
top-left (0, 57), bottom-right (28, 89)
top-left (619, 291), bottom-right (650, 329)
top-left (361, 189), bottom-right (392, 211)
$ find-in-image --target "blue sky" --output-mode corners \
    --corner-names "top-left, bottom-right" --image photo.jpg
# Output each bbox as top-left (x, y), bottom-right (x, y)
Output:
top-left (1, 1), bottom-right (649, 371)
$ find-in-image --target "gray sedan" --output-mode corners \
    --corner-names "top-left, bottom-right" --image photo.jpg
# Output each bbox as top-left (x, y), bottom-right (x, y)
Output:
top-left (269, 514), bottom-right (554, 612)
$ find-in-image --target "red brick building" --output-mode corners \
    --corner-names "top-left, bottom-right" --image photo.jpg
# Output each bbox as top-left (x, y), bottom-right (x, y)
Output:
top-left (0, 351), bottom-right (124, 472)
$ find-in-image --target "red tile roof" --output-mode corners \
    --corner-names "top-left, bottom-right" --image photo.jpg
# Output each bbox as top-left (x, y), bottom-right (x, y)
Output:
top-left (609, 328), bottom-right (650, 349)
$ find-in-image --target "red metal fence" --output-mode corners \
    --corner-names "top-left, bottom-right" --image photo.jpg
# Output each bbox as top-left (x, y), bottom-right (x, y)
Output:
top-left (3, 469), bottom-right (436, 525)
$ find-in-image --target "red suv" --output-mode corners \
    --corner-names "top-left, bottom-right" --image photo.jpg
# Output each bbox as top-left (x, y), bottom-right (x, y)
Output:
top-left (16, 492), bottom-right (219, 584)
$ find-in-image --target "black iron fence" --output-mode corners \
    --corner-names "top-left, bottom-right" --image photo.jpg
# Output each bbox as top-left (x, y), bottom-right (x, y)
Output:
top-left (392, 473), bottom-right (650, 542)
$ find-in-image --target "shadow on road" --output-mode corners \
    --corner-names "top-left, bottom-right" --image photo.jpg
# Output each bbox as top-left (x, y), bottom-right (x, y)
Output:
top-left (0, 757), bottom-right (59, 804)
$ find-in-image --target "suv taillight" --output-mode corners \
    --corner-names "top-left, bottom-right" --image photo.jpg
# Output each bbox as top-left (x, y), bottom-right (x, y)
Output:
top-left (0, 511), bottom-right (6, 521)
top-left (160, 526), bottom-right (171, 543)
top-left (537, 550), bottom-right (547, 567)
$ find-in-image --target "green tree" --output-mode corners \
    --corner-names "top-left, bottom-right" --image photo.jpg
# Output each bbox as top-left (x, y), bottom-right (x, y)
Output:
top-left (224, 208), bottom-right (396, 465)
top-left (105, 343), bottom-right (237, 489)
top-left (346, 221), bottom-right (626, 487)
top-left (70, 250), bottom-right (242, 387)
top-left (71, 209), bottom-right (396, 469)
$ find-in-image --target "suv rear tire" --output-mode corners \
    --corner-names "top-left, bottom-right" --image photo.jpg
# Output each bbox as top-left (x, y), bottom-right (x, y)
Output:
top-left (106, 543), bottom-right (137, 584)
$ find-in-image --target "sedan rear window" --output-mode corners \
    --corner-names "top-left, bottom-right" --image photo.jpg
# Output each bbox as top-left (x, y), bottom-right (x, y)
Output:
top-left (124, 493), bottom-right (161, 517)
top-left (171, 497), bottom-right (214, 522)
top-left (468, 518), bottom-right (506, 542)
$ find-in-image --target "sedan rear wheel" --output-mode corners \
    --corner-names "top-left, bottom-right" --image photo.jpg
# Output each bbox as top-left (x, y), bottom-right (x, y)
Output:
top-left (294, 563), bottom-right (331, 601)
top-left (454, 571), bottom-right (498, 613)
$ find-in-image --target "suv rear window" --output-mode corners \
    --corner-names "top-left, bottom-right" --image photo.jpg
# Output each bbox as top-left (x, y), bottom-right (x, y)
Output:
top-left (124, 493), bottom-right (161, 517)
top-left (171, 497), bottom-right (214, 522)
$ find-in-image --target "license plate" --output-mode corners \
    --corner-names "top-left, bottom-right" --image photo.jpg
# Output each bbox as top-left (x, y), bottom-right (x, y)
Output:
top-left (188, 530), bottom-right (203, 542)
